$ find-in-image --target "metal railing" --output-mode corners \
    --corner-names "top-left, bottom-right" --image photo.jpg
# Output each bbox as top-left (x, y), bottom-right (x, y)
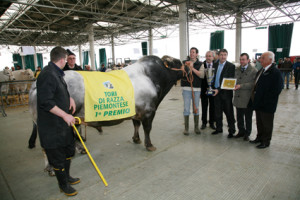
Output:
top-left (0, 79), bottom-right (35, 117)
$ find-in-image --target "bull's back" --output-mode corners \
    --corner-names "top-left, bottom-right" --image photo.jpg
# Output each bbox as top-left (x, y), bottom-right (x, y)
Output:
top-left (64, 71), bottom-right (85, 117)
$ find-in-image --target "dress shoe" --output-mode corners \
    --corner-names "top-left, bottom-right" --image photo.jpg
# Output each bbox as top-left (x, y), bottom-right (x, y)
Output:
top-left (234, 133), bottom-right (244, 138)
top-left (243, 136), bottom-right (249, 141)
top-left (227, 133), bottom-right (234, 138)
top-left (201, 124), bottom-right (206, 130)
top-left (209, 124), bottom-right (216, 130)
top-left (211, 130), bottom-right (222, 135)
top-left (249, 138), bottom-right (261, 144)
top-left (256, 142), bottom-right (270, 149)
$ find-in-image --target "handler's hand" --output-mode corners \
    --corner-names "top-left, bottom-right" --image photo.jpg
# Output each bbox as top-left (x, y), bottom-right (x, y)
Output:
top-left (185, 61), bottom-right (194, 69)
top-left (234, 84), bottom-right (241, 90)
top-left (213, 89), bottom-right (219, 96)
top-left (69, 97), bottom-right (76, 114)
top-left (63, 114), bottom-right (75, 126)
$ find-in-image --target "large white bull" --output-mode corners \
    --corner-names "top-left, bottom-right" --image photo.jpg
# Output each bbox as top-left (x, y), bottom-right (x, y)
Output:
top-left (30, 55), bottom-right (186, 151)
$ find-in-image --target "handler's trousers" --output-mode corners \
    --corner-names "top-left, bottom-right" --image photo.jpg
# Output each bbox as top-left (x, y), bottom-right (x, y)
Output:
top-left (45, 143), bottom-right (75, 170)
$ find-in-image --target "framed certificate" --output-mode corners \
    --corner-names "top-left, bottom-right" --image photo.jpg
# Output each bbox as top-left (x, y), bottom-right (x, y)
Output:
top-left (221, 78), bottom-right (237, 90)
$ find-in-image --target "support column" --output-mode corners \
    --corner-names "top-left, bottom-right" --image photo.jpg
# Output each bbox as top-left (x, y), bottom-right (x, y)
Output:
top-left (78, 45), bottom-right (82, 67)
top-left (111, 35), bottom-right (115, 65)
top-left (148, 28), bottom-right (153, 55)
top-left (21, 56), bottom-right (25, 69)
top-left (235, 13), bottom-right (242, 63)
top-left (88, 25), bottom-right (96, 70)
top-left (33, 46), bottom-right (38, 70)
top-left (179, 2), bottom-right (188, 61)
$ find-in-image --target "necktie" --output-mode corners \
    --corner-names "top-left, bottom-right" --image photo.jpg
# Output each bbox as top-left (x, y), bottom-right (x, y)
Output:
top-left (241, 67), bottom-right (245, 72)
top-left (214, 63), bottom-right (224, 88)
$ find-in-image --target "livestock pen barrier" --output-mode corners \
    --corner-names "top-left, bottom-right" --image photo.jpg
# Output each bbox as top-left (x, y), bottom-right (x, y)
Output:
top-left (0, 79), bottom-right (35, 117)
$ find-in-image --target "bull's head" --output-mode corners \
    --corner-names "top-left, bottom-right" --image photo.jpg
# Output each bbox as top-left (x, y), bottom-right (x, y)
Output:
top-left (25, 69), bottom-right (35, 80)
top-left (3, 69), bottom-right (15, 81)
top-left (161, 55), bottom-right (190, 79)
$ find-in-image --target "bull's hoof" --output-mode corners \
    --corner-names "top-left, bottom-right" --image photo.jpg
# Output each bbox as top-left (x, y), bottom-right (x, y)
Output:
top-left (80, 149), bottom-right (87, 154)
top-left (28, 144), bottom-right (35, 149)
top-left (96, 126), bottom-right (103, 134)
top-left (132, 137), bottom-right (142, 144)
top-left (48, 170), bottom-right (55, 176)
top-left (146, 146), bottom-right (157, 151)
top-left (44, 167), bottom-right (55, 176)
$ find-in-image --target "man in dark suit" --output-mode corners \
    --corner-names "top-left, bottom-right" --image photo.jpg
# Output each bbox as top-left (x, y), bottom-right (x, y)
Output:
top-left (211, 49), bottom-right (236, 138)
top-left (200, 51), bottom-right (216, 130)
top-left (249, 51), bottom-right (283, 148)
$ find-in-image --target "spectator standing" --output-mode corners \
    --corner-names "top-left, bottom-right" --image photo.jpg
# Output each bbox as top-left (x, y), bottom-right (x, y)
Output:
top-left (200, 51), bottom-right (216, 130)
top-left (99, 64), bottom-right (106, 72)
top-left (181, 47), bottom-right (205, 135)
top-left (249, 51), bottom-right (283, 148)
top-left (293, 57), bottom-right (300, 90)
top-left (211, 49), bottom-right (236, 138)
top-left (255, 57), bottom-right (263, 71)
top-left (277, 58), bottom-right (283, 69)
top-left (63, 49), bottom-right (83, 71)
top-left (85, 65), bottom-right (91, 71)
top-left (280, 57), bottom-right (293, 89)
top-left (34, 66), bottom-right (42, 78)
top-left (233, 53), bottom-right (257, 141)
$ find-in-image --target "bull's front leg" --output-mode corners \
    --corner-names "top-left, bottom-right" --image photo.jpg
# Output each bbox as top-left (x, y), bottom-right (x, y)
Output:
top-left (132, 119), bottom-right (142, 144)
top-left (142, 112), bottom-right (156, 151)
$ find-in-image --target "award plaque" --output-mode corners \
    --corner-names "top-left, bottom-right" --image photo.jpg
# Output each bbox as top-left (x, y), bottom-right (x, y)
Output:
top-left (206, 68), bottom-right (215, 96)
top-left (221, 78), bottom-right (237, 90)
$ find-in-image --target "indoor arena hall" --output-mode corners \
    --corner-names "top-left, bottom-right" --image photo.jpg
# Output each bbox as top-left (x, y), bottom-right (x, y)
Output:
top-left (1, 84), bottom-right (299, 200)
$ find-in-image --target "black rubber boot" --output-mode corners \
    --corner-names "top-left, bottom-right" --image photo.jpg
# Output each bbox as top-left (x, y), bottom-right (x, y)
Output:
top-left (194, 115), bottom-right (201, 134)
top-left (65, 159), bottom-right (80, 185)
top-left (54, 168), bottom-right (78, 196)
top-left (183, 116), bottom-right (189, 135)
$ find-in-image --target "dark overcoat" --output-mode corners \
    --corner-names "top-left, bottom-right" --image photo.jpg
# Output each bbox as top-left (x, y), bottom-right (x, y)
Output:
top-left (251, 64), bottom-right (283, 113)
top-left (37, 62), bottom-right (74, 149)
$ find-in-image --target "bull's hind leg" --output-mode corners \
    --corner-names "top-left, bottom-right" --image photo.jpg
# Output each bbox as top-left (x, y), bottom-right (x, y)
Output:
top-left (132, 119), bottom-right (142, 144)
top-left (28, 122), bottom-right (37, 149)
top-left (142, 113), bottom-right (157, 151)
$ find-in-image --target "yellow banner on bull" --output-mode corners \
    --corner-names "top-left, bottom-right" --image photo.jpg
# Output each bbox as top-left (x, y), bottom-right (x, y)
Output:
top-left (77, 70), bottom-right (135, 122)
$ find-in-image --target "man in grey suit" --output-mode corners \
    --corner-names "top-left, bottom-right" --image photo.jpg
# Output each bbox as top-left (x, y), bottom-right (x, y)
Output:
top-left (233, 53), bottom-right (257, 141)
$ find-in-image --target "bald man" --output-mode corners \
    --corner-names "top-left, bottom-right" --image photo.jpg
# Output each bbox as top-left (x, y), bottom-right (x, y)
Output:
top-left (249, 51), bottom-right (283, 149)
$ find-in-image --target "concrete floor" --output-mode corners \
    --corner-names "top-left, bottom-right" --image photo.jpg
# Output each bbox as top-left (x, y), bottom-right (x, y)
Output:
top-left (0, 85), bottom-right (300, 200)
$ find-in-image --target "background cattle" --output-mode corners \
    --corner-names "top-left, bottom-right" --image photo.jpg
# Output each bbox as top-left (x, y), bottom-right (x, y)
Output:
top-left (0, 69), bottom-right (15, 104)
top-left (12, 69), bottom-right (35, 102)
